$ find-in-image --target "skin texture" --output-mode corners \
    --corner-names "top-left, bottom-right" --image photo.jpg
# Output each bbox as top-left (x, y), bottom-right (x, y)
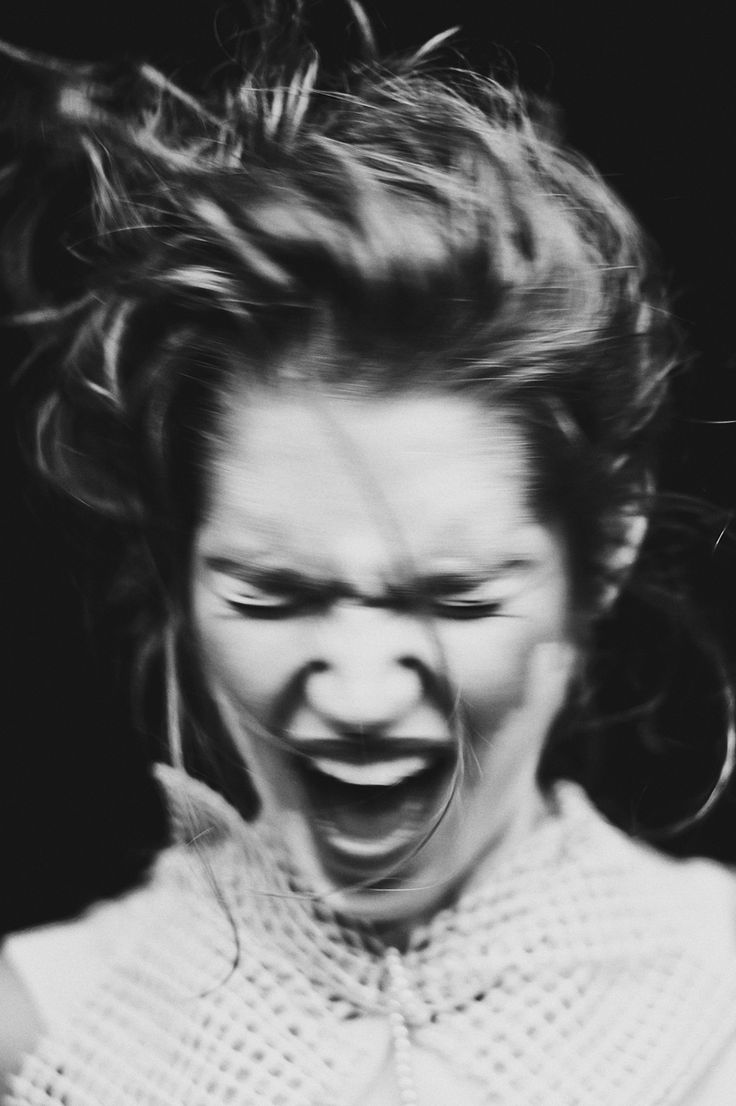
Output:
top-left (191, 385), bottom-right (577, 935)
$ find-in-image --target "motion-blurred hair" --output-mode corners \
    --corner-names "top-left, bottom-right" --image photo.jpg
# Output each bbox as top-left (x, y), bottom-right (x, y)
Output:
top-left (1, 13), bottom-right (688, 819)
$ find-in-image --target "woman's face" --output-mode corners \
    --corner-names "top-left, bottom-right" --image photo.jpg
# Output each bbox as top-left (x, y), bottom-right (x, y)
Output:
top-left (191, 384), bottom-right (576, 930)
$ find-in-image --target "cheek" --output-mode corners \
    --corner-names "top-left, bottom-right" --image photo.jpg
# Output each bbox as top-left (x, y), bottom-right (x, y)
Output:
top-left (445, 629), bottom-right (531, 726)
top-left (440, 613), bottom-right (564, 733)
top-left (193, 610), bottom-right (302, 725)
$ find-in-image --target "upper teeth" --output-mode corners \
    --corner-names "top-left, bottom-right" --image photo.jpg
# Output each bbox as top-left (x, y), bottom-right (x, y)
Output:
top-left (310, 755), bottom-right (431, 787)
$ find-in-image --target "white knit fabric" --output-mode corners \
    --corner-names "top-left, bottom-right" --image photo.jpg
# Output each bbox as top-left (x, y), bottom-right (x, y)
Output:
top-left (9, 765), bottom-right (736, 1106)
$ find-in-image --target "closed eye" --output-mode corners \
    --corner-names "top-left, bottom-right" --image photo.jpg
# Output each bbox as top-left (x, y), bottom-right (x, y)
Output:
top-left (427, 584), bottom-right (506, 619)
top-left (223, 584), bottom-right (317, 618)
top-left (224, 585), bottom-right (504, 620)
top-left (417, 569), bottom-right (528, 620)
top-left (430, 596), bottom-right (504, 619)
top-left (226, 591), bottom-right (292, 613)
top-left (212, 562), bottom-right (526, 620)
top-left (209, 560), bottom-right (326, 618)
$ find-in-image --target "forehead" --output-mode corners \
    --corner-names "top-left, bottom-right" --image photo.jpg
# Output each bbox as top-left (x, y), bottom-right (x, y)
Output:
top-left (200, 384), bottom-right (542, 567)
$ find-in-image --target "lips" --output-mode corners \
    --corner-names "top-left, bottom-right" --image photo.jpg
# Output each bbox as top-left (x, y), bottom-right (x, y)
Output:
top-left (287, 739), bottom-right (456, 881)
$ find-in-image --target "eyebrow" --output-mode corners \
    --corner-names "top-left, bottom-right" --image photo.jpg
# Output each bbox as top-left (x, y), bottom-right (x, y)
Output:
top-left (203, 555), bottom-right (526, 602)
top-left (205, 557), bottom-right (334, 595)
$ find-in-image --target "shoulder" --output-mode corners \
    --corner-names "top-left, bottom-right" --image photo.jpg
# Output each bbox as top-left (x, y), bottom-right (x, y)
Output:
top-left (0, 948), bottom-right (43, 1099)
top-left (623, 828), bottom-right (736, 958)
top-left (0, 860), bottom-right (181, 1091)
top-left (3, 899), bottom-right (126, 1030)
top-left (560, 784), bottom-right (736, 945)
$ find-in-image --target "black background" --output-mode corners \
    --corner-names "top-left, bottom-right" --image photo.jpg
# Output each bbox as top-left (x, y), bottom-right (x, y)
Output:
top-left (2, 2), bottom-right (736, 936)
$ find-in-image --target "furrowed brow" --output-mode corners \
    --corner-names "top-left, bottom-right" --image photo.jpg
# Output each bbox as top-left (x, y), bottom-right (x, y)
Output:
top-left (204, 557), bottom-right (515, 607)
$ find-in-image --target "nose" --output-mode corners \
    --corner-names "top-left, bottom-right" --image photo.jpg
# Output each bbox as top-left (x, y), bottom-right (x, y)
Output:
top-left (301, 601), bottom-right (432, 731)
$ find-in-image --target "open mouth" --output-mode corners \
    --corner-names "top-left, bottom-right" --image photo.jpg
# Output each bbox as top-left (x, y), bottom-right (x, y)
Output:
top-left (288, 741), bottom-right (456, 880)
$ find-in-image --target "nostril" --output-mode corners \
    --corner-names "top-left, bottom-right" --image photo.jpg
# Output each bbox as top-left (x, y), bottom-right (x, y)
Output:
top-left (306, 659), bottom-right (329, 674)
top-left (399, 654), bottom-right (434, 689)
top-left (399, 656), bottom-right (422, 670)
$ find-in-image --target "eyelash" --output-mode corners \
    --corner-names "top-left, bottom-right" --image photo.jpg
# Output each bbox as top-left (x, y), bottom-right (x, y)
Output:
top-left (224, 591), bottom-right (504, 621)
top-left (432, 598), bottom-right (503, 620)
top-left (225, 592), bottom-right (303, 619)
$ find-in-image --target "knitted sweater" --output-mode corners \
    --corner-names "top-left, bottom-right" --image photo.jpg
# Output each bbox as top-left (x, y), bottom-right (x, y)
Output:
top-left (8, 766), bottom-right (736, 1106)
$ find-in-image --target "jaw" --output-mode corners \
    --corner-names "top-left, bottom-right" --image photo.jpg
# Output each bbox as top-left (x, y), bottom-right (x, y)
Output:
top-left (278, 818), bottom-right (466, 941)
top-left (265, 758), bottom-right (551, 942)
top-left (211, 689), bottom-right (462, 928)
top-left (266, 776), bottom-right (468, 941)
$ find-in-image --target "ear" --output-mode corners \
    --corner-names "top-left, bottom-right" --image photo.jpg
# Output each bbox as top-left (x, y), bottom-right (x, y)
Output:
top-left (598, 510), bottom-right (649, 610)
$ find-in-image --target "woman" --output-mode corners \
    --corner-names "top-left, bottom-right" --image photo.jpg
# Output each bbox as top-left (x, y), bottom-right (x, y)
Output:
top-left (2, 17), bottom-right (736, 1105)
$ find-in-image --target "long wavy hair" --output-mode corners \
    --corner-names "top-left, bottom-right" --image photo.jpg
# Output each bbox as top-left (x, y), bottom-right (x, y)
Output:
top-left (2, 12), bottom-right (730, 835)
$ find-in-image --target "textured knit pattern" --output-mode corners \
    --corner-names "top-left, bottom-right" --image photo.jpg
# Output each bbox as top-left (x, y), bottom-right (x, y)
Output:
top-left (9, 766), bottom-right (736, 1106)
